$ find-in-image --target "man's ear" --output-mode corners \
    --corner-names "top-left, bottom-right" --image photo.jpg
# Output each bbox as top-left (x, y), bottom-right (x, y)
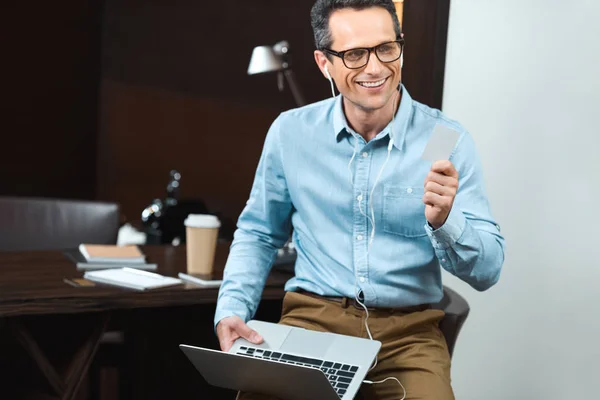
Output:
top-left (314, 50), bottom-right (331, 79)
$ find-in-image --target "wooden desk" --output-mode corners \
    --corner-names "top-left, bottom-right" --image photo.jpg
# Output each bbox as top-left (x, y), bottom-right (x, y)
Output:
top-left (0, 243), bottom-right (293, 400)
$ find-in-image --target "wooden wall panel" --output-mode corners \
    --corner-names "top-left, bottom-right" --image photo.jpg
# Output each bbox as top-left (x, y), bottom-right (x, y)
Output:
top-left (98, 79), bottom-right (280, 222)
top-left (0, 0), bottom-right (103, 199)
top-left (97, 0), bottom-right (331, 222)
top-left (402, 0), bottom-right (451, 109)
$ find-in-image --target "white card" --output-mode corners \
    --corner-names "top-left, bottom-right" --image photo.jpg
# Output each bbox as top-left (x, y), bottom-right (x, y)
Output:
top-left (421, 124), bottom-right (461, 162)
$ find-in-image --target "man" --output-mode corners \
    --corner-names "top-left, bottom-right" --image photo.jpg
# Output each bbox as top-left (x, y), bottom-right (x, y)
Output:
top-left (215, 0), bottom-right (505, 399)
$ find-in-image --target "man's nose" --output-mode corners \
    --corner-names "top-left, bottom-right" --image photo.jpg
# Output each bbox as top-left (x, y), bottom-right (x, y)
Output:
top-left (364, 51), bottom-right (384, 75)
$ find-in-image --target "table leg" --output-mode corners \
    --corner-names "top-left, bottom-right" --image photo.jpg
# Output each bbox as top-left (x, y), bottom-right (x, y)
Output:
top-left (62, 313), bottom-right (110, 400)
top-left (7, 312), bottom-right (110, 400)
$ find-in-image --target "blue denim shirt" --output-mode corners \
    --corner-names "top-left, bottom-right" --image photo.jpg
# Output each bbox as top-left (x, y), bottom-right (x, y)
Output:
top-left (215, 86), bottom-right (505, 327)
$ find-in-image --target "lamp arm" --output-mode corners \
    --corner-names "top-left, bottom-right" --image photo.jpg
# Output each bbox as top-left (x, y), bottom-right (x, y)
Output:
top-left (283, 69), bottom-right (306, 107)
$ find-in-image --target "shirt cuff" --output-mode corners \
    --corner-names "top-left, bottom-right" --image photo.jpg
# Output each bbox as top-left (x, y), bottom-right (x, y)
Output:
top-left (214, 296), bottom-right (252, 330)
top-left (425, 206), bottom-right (466, 250)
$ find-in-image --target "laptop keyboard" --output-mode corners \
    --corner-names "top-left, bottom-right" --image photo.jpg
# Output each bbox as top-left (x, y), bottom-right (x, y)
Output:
top-left (237, 346), bottom-right (358, 397)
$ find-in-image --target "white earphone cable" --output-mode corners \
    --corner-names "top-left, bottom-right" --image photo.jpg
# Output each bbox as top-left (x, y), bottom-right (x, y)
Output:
top-left (328, 75), bottom-right (336, 98)
top-left (363, 377), bottom-right (407, 400)
top-left (367, 89), bottom-right (399, 248)
top-left (350, 88), bottom-right (404, 398)
top-left (327, 51), bottom-right (406, 400)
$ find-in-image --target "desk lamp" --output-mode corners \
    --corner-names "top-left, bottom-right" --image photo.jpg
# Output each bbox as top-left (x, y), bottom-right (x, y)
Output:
top-left (247, 40), bottom-right (306, 107)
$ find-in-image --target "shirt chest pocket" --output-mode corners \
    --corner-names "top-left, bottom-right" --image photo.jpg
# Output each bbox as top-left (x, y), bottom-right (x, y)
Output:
top-left (383, 184), bottom-right (428, 238)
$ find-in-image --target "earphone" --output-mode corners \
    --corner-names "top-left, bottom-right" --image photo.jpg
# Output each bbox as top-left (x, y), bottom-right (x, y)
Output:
top-left (328, 72), bottom-right (406, 398)
top-left (347, 89), bottom-right (398, 249)
top-left (325, 65), bottom-right (336, 98)
top-left (325, 58), bottom-right (400, 248)
top-left (324, 48), bottom-right (406, 398)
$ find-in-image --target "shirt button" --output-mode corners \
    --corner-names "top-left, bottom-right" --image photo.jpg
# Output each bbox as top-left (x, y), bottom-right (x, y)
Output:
top-left (406, 188), bottom-right (413, 194)
top-left (362, 152), bottom-right (368, 158)
top-left (357, 235), bottom-right (363, 241)
top-left (359, 277), bottom-right (366, 283)
top-left (357, 194), bottom-right (363, 201)
top-left (441, 259), bottom-right (447, 263)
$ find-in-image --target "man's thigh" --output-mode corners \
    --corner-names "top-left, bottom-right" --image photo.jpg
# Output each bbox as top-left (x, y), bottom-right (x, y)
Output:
top-left (237, 296), bottom-right (453, 400)
top-left (357, 309), bottom-right (454, 400)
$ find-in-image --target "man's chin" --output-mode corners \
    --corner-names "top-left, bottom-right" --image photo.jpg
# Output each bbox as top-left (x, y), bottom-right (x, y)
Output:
top-left (343, 89), bottom-right (396, 112)
top-left (354, 97), bottom-right (390, 112)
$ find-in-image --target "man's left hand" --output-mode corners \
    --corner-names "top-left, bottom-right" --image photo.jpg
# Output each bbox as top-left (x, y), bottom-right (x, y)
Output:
top-left (423, 160), bottom-right (459, 230)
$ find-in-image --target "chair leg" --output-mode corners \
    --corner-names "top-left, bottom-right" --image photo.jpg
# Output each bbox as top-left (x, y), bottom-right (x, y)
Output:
top-left (118, 331), bottom-right (132, 400)
top-left (89, 360), bottom-right (101, 400)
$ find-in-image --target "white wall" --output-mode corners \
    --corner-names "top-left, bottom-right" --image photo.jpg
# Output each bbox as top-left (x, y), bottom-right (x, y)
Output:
top-left (441, 0), bottom-right (600, 398)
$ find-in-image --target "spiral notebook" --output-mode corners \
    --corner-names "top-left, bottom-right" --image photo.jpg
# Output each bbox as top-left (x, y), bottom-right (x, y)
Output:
top-left (83, 267), bottom-right (183, 290)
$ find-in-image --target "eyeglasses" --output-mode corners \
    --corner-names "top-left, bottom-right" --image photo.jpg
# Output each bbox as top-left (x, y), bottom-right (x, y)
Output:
top-left (322, 39), bottom-right (404, 69)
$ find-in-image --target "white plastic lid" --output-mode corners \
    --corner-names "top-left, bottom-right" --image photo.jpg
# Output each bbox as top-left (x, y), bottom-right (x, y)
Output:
top-left (184, 214), bottom-right (221, 228)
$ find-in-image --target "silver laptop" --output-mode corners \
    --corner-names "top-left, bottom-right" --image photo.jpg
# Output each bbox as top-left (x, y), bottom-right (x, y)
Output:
top-left (180, 319), bottom-right (381, 400)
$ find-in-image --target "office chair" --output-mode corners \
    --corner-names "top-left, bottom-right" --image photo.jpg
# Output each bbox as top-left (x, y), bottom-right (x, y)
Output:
top-left (0, 196), bottom-right (123, 399)
top-left (434, 286), bottom-right (470, 358)
top-left (0, 196), bottom-right (120, 251)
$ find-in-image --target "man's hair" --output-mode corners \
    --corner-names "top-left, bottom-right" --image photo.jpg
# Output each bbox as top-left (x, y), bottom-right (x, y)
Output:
top-left (310, 0), bottom-right (402, 50)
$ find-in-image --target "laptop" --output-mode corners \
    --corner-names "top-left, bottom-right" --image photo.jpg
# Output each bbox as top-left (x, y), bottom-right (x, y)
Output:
top-left (180, 319), bottom-right (381, 400)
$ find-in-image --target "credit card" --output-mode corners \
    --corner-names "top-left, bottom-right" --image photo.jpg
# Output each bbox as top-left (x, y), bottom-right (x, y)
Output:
top-left (421, 124), bottom-right (461, 162)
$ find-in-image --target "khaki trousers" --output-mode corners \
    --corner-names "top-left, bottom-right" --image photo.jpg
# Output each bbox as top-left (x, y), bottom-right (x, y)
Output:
top-left (237, 291), bottom-right (454, 400)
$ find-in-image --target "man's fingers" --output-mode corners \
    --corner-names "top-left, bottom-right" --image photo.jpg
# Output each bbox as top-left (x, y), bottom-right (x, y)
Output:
top-left (423, 191), bottom-right (451, 209)
top-left (423, 191), bottom-right (439, 206)
top-left (424, 181), bottom-right (455, 197)
top-left (217, 317), bottom-right (245, 351)
top-left (424, 171), bottom-right (458, 188)
top-left (431, 160), bottom-right (459, 178)
top-left (234, 319), bottom-right (263, 344)
top-left (218, 330), bottom-right (237, 352)
top-left (216, 316), bottom-right (263, 352)
top-left (219, 338), bottom-right (231, 352)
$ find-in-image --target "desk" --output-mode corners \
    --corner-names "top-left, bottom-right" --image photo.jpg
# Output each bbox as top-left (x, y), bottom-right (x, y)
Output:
top-left (0, 243), bottom-right (293, 400)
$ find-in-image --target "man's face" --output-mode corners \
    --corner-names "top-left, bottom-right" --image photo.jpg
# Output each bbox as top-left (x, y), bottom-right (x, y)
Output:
top-left (315, 7), bottom-right (402, 112)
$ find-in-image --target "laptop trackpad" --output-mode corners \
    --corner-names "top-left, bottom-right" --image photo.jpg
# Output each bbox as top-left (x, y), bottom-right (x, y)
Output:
top-left (279, 329), bottom-right (334, 358)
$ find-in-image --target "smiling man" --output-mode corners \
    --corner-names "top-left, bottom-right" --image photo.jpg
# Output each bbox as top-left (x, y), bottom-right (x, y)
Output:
top-left (214, 1), bottom-right (505, 399)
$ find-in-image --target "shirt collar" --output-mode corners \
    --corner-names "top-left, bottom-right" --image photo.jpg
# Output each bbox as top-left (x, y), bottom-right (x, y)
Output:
top-left (333, 84), bottom-right (413, 152)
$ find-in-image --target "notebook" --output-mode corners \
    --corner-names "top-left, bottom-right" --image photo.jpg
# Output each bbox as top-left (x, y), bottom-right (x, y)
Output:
top-left (76, 262), bottom-right (157, 271)
top-left (64, 248), bottom-right (156, 271)
top-left (83, 267), bottom-right (183, 290)
top-left (78, 244), bottom-right (146, 264)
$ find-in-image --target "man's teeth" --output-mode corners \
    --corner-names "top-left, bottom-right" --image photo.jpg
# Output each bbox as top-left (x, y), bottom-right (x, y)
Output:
top-left (358, 78), bottom-right (386, 88)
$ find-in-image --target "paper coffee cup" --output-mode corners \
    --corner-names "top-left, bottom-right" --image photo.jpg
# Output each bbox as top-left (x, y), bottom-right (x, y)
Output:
top-left (184, 214), bottom-right (221, 275)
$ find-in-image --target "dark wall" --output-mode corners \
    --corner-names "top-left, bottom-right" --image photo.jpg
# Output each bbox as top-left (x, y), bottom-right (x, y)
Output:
top-left (1, 1), bottom-right (103, 199)
top-left (403, 0), bottom-right (451, 109)
top-left (97, 0), bottom-right (451, 223)
top-left (101, 0), bottom-right (325, 108)
top-left (97, 0), bottom-right (332, 222)
top-left (1, 0), bottom-right (450, 224)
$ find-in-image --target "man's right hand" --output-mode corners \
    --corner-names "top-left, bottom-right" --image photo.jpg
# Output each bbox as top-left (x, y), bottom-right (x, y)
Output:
top-left (216, 316), bottom-right (264, 352)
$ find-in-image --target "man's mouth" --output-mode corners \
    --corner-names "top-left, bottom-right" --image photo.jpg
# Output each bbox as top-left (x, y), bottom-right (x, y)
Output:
top-left (357, 77), bottom-right (387, 88)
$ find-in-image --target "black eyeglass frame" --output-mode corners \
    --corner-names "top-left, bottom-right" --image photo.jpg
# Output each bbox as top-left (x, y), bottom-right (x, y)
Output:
top-left (321, 39), bottom-right (405, 69)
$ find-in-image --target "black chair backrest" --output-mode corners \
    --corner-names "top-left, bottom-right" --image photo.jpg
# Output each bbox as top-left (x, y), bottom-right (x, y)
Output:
top-left (0, 196), bottom-right (120, 252)
top-left (434, 286), bottom-right (471, 358)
